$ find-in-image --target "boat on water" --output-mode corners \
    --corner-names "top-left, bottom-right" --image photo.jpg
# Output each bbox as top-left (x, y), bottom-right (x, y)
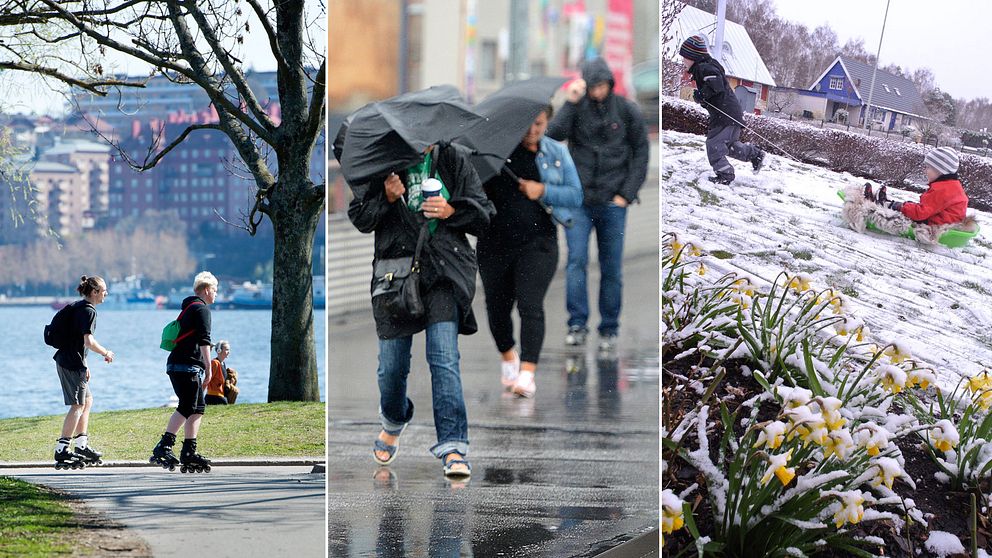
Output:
top-left (51, 275), bottom-right (164, 310)
top-left (163, 276), bottom-right (325, 310)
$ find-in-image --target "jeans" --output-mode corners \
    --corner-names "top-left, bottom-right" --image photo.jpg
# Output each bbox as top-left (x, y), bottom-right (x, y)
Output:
top-left (377, 320), bottom-right (469, 458)
top-left (565, 203), bottom-right (627, 336)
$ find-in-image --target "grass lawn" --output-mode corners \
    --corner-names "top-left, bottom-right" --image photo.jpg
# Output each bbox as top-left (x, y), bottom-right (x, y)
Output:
top-left (0, 477), bottom-right (77, 556)
top-left (0, 402), bottom-right (324, 462)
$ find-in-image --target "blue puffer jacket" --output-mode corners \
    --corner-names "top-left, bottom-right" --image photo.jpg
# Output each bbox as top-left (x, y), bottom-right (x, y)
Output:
top-left (536, 136), bottom-right (582, 226)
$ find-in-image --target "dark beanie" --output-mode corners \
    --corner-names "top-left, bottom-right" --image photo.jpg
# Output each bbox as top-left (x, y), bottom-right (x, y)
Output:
top-left (680, 33), bottom-right (709, 61)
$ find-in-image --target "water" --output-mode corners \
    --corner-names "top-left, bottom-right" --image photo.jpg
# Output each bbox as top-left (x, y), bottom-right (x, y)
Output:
top-left (1, 307), bottom-right (326, 419)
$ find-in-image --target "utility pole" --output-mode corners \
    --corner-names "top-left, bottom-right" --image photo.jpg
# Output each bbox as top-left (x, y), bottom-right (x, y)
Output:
top-left (863, 0), bottom-right (891, 135)
top-left (508, 0), bottom-right (530, 81)
top-left (714, 0), bottom-right (726, 61)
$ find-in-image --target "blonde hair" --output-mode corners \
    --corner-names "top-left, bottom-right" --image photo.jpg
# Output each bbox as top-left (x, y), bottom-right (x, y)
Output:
top-left (214, 340), bottom-right (230, 354)
top-left (193, 271), bottom-right (218, 294)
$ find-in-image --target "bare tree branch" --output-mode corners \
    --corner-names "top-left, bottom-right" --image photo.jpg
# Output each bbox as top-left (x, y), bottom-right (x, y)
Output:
top-left (245, 0), bottom-right (288, 72)
top-left (303, 58), bottom-right (325, 146)
top-left (181, 0), bottom-right (277, 132)
top-left (0, 60), bottom-right (142, 94)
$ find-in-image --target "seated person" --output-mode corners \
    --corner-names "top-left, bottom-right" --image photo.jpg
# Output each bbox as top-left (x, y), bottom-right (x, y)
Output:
top-left (206, 340), bottom-right (230, 405)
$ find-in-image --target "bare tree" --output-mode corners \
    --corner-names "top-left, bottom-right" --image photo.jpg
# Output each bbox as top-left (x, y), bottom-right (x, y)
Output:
top-left (660, 0), bottom-right (686, 97)
top-left (0, 1), bottom-right (325, 401)
top-left (766, 89), bottom-right (798, 114)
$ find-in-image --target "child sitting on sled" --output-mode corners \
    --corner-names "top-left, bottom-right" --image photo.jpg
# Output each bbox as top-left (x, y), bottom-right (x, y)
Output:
top-left (843, 147), bottom-right (974, 244)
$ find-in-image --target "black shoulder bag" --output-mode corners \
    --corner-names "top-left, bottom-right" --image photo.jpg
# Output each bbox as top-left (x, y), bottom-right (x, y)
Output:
top-left (371, 222), bottom-right (429, 321)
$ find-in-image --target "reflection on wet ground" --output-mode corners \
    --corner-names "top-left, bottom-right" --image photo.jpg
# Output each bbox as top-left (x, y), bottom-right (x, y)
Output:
top-left (329, 256), bottom-right (659, 557)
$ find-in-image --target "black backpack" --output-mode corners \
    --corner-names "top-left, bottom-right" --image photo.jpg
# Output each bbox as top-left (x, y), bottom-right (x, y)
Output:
top-left (44, 303), bottom-right (76, 350)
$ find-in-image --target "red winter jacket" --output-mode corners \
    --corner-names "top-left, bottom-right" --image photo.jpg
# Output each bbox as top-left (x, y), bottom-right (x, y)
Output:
top-left (900, 176), bottom-right (968, 225)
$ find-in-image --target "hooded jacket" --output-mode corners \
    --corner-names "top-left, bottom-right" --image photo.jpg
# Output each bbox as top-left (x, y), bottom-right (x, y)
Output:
top-left (546, 57), bottom-right (650, 206)
top-left (348, 143), bottom-right (496, 339)
top-left (900, 174), bottom-right (969, 225)
top-left (687, 55), bottom-right (744, 129)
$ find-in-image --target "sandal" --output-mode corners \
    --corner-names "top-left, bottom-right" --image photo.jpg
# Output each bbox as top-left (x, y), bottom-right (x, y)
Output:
top-left (442, 453), bottom-right (472, 478)
top-left (372, 424), bottom-right (407, 466)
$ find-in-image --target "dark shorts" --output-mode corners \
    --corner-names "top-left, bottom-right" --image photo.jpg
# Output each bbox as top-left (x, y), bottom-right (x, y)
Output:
top-left (57, 364), bottom-right (90, 406)
top-left (167, 365), bottom-right (206, 417)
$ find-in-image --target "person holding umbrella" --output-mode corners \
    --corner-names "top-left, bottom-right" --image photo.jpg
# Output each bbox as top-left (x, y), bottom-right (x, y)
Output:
top-left (344, 87), bottom-right (495, 478)
top-left (477, 105), bottom-right (582, 398)
top-left (547, 57), bottom-right (650, 353)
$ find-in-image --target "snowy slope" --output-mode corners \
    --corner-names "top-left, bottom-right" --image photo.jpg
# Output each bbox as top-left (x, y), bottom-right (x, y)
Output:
top-left (663, 130), bottom-right (992, 390)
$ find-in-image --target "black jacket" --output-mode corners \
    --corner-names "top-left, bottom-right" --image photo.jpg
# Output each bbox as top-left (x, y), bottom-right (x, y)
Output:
top-left (54, 300), bottom-right (96, 371)
top-left (687, 56), bottom-right (743, 129)
top-left (348, 143), bottom-right (496, 339)
top-left (547, 57), bottom-right (650, 206)
top-left (167, 296), bottom-right (211, 369)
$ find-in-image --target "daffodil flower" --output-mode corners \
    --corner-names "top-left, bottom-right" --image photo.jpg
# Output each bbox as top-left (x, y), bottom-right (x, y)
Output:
top-left (929, 419), bottom-right (960, 452)
top-left (788, 274), bottom-right (813, 292)
top-left (883, 342), bottom-right (911, 364)
top-left (816, 397), bottom-right (846, 431)
top-left (871, 457), bottom-right (902, 489)
top-left (833, 491), bottom-right (866, 528)
top-left (906, 368), bottom-right (936, 390)
top-left (854, 324), bottom-right (869, 342)
top-left (760, 449), bottom-right (795, 487)
top-left (822, 429), bottom-right (855, 461)
top-left (661, 489), bottom-right (685, 535)
top-left (967, 371), bottom-right (992, 394)
top-left (688, 242), bottom-right (702, 257)
top-left (854, 423), bottom-right (890, 457)
top-left (784, 406), bottom-right (827, 445)
top-left (733, 278), bottom-right (756, 297)
top-left (697, 263), bottom-right (706, 276)
top-left (878, 364), bottom-right (907, 394)
top-left (754, 421), bottom-right (787, 450)
top-left (732, 293), bottom-right (752, 309)
top-left (777, 386), bottom-right (813, 408)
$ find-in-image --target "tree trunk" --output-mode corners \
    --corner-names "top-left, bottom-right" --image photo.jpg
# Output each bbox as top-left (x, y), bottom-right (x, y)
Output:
top-left (267, 158), bottom-right (323, 402)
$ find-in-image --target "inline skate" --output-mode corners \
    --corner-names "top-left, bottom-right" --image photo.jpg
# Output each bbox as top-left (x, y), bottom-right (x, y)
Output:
top-left (179, 438), bottom-right (211, 473)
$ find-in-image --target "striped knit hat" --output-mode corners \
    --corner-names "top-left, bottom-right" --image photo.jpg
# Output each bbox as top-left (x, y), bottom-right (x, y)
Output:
top-left (679, 33), bottom-right (709, 62)
top-left (924, 147), bottom-right (959, 175)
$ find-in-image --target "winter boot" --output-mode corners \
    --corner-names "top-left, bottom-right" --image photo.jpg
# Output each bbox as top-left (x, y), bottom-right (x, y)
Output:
top-left (751, 149), bottom-right (766, 173)
top-left (708, 172), bottom-right (734, 185)
top-left (863, 183), bottom-right (876, 202)
top-left (876, 184), bottom-right (889, 206)
top-left (150, 432), bottom-right (180, 470)
top-left (180, 438), bottom-right (211, 473)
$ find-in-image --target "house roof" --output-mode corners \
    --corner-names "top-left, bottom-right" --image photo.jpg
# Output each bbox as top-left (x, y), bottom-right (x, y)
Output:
top-left (30, 161), bottom-right (77, 173)
top-left (667, 4), bottom-right (776, 87)
top-left (43, 139), bottom-right (112, 156)
top-left (809, 56), bottom-right (926, 118)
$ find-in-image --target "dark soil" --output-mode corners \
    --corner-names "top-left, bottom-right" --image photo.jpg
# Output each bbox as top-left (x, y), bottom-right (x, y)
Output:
top-left (663, 354), bottom-right (985, 557)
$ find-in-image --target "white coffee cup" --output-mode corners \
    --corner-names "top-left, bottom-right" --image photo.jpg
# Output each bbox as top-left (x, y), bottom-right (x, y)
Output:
top-left (422, 177), bottom-right (443, 198)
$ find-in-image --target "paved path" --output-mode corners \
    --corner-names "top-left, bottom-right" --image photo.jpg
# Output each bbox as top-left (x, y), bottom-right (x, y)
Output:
top-left (328, 254), bottom-right (660, 557)
top-left (8, 465), bottom-right (325, 558)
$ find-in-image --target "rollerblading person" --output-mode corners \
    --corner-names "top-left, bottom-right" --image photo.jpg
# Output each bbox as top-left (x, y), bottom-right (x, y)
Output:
top-left (48, 276), bottom-right (114, 474)
top-left (150, 272), bottom-right (218, 474)
top-left (179, 438), bottom-right (211, 473)
top-left (150, 432), bottom-right (180, 470)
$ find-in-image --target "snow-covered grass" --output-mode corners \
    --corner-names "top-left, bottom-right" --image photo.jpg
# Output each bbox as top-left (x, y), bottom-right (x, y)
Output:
top-left (663, 129), bottom-right (992, 393)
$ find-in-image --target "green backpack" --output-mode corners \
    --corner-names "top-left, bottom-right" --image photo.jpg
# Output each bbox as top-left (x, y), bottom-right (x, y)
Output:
top-left (160, 301), bottom-right (203, 351)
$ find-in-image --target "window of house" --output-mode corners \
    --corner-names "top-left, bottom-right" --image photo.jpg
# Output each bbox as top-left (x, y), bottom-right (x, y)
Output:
top-left (829, 77), bottom-right (844, 90)
top-left (894, 87), bottom-right (901, 96)
top-left (882, 84), bottom-right (890, 93)
top-left (480, 40), bottom-right (498, 81)
top-left (146, 193), bottom-right (152, 202)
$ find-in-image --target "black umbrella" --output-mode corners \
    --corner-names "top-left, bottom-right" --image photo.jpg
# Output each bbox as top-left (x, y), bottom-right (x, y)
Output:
top-left (456, 76), bottom-right (568, 183)
top-left (337, 85), bottom-right (487, 186)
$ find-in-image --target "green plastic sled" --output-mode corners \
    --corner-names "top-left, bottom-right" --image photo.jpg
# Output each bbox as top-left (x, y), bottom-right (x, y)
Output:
top-left (837, 190), bottom-right (980, 248)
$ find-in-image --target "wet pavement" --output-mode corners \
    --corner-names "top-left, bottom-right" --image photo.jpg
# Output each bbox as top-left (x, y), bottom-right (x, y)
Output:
top-left (328, 254), bottom-right (659, 557)
top-left (8, 465), bottom-right (325, 558)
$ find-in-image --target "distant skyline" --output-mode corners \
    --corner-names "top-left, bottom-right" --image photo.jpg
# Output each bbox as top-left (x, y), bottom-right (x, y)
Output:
top-left (0, 2), bottom-right (326, 116)
top-left (774, 0), bottom-right (988, 101)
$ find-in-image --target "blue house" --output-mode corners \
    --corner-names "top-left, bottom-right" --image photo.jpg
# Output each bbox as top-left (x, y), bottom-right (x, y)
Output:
top-left (808, 56), bottom-right (926, 130)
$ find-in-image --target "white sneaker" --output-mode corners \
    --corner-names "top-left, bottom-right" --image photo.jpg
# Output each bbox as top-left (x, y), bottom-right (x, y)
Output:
top-left (501, 354), bottom-right (520, 388)
top-left (512, 370), bottom-right (536, 398)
